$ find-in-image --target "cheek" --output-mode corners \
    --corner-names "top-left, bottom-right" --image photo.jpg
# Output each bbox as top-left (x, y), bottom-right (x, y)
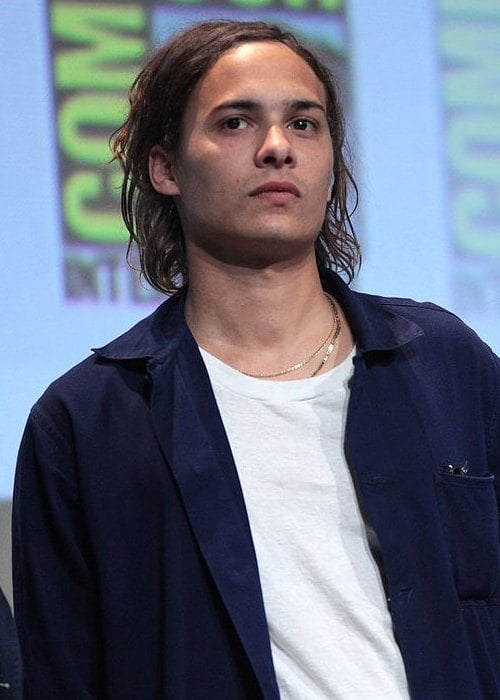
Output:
top-left (304, 148), bottom-right (333, 187)
top-left (188, 153), bottom-right (234, 193)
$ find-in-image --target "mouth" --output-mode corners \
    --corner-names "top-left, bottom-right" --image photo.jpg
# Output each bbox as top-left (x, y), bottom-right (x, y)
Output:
top-left (249, 181), bottom-right (300, 198)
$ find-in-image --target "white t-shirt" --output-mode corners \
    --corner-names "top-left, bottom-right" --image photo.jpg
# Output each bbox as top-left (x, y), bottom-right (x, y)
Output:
top-left (201, 347), bottom-right (409, 699)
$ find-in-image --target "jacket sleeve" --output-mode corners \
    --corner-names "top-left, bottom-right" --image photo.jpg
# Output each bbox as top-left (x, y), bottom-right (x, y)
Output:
top-left (12, 406), bottom-right (104, 699)
top-left (491, 353), bottom-right (500, 520)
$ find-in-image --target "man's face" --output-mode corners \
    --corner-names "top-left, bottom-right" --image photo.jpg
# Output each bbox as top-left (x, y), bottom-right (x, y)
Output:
top-left (150, 41), bottom-right (334, 268)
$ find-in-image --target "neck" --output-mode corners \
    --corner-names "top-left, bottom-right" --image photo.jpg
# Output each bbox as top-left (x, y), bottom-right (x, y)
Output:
top-left (184, 255), bottom-right (353, 380)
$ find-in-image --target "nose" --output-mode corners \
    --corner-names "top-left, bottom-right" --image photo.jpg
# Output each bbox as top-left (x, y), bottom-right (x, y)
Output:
top-left (255, 125), bottom-right (295, 168)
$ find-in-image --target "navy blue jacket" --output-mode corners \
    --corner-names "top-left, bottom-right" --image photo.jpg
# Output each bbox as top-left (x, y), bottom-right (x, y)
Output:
top-left (13, 273), bottom-right (500, 699)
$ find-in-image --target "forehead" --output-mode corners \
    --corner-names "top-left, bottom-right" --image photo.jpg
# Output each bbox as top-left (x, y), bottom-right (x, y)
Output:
top-left (187, 41), bottom-right (327, 116)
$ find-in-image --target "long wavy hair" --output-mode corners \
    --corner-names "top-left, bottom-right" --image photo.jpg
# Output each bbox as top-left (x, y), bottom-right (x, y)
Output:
top-left (111, 19), bottom-right (360, 294)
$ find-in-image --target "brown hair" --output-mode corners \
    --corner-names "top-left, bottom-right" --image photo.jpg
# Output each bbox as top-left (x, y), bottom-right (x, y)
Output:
top-left (111, 19), bottom-right (360, 294)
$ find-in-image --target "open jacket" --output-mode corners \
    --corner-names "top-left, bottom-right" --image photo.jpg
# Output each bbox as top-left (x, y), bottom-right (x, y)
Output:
top-left (13, 272), bottom-right (500, 699)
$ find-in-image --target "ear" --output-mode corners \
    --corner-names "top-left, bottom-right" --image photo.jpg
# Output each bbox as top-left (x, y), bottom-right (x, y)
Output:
top-left (149, 145), bottom-right (181, 196)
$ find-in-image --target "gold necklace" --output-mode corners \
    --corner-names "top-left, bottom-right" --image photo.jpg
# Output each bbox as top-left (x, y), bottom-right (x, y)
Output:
top-left (240, 293), bottom-right (342, 379)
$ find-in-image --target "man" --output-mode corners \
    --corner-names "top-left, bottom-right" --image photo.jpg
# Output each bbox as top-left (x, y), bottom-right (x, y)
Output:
top-left (13, 19), bottom-right (500, 700)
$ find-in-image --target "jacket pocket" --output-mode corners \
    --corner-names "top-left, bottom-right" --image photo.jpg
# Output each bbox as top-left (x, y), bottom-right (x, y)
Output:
top-left (434, 470), bottom-right (500, 598)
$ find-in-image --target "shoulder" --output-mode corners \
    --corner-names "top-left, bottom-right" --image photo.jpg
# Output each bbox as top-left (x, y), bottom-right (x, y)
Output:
top-left (366, 292), bottom-right (462, 325)
top-left (25, 294), bottom-right (191, 445)
top-left (26, 305), bottom-right (167, 442)
top-left (325, 271), bottom-right (497, 362)
top-left (34, 296), bottom-right (184, 404)
top-left (376, 300), bottom-right (499, 428)
top-left (347, 289), bottom-right (500, 391)
top-left (23, 354), bottom-right (126, 455)
top-left (363, 291), bottom-right (496, 353)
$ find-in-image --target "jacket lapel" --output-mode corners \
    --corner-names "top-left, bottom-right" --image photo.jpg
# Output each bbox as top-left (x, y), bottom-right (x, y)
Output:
top-left (148, 330), bottom-right (280, 700)
top-left (344, 344), bottom-right (481, 698)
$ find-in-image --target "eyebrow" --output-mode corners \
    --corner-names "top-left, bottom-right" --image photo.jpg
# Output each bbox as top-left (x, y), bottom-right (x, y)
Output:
top-left (210, 99), bottom-right (326, 116)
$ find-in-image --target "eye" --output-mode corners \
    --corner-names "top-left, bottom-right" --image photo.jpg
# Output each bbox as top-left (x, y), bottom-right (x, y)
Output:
top-left (288, 118), bottom-right (316, 132)
top-left (222, 117), bottom-right (249, 130)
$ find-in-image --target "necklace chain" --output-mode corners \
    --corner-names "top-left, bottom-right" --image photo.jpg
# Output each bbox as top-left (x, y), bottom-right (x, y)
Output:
top-left (240, 292), bottom-right (341, 379)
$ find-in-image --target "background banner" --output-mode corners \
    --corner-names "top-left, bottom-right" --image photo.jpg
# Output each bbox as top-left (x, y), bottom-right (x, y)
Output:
top-left (1, 0), bottom-right (499, 498)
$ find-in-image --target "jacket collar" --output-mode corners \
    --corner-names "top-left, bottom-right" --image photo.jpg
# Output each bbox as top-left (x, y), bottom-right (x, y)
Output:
top-left (93, 270), bottom-right (424, 362)
top-left (317, 270), bottom-right (423, 353)
top-left (93, 292), bottom-right (188, 362)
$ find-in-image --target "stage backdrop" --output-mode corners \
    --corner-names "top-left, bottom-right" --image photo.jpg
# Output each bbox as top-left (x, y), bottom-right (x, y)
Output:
top-left (1, 0), bottom-right (499, 499)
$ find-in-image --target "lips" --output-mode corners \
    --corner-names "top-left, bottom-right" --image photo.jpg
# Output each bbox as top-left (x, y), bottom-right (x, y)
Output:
top-left (249, 181), bottom-right (300, 197)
